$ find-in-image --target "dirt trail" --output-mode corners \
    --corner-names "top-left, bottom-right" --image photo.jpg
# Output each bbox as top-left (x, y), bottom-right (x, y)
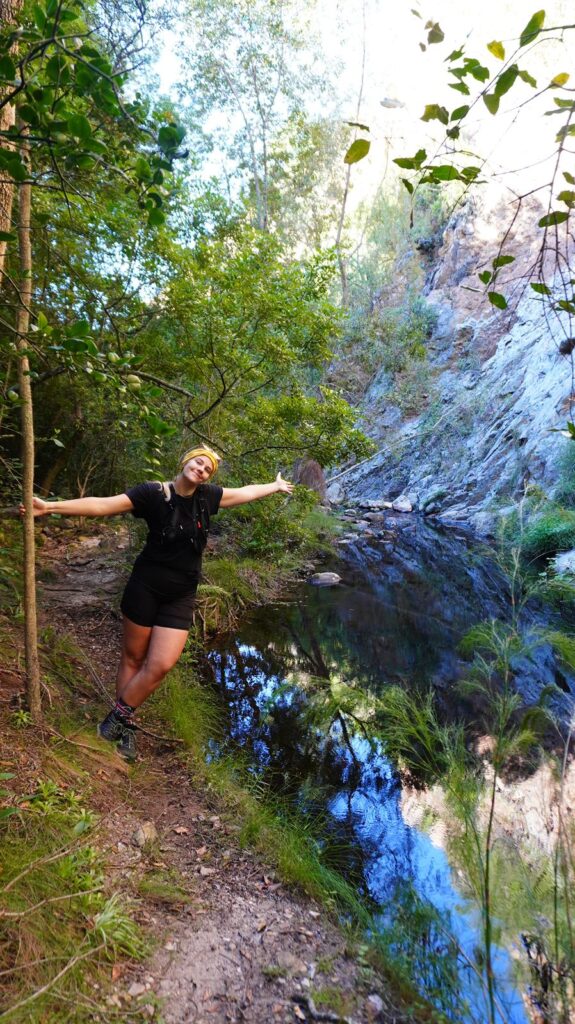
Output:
top-left (34, 525), bottom-right (405, 1024)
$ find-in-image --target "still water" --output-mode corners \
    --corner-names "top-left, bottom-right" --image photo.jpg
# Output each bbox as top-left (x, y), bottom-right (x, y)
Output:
top-left (208, 521), bottom-right (574, 1023)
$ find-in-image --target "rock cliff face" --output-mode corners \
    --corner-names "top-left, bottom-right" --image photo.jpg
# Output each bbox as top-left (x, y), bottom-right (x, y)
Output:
top-left (333, 192), bottom-right (574, 536)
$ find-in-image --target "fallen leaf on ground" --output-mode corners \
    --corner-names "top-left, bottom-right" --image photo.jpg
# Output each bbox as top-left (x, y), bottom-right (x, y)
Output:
top-left (173, 825), bottom-right (189, 834)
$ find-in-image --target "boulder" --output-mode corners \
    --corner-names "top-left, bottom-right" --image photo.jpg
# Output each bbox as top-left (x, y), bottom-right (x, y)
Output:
top-left (325, 480), bottom-right (345, 504)
top-left (391, 495), bottom-right (413, 513)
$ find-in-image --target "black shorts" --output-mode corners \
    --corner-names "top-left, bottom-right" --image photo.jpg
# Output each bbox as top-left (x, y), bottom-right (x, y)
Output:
top-left (120, 570), bottom-right (198, 631)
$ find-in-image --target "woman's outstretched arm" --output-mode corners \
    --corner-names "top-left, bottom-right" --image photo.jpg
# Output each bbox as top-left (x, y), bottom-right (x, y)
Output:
top-left (220, 472), bottom-right (293, 509)
top-left (21, 494), bottom-right (134, 518)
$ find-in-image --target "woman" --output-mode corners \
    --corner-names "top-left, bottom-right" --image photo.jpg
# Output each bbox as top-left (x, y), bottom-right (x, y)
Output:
top-left (24, 446), bottom-right (293, 761)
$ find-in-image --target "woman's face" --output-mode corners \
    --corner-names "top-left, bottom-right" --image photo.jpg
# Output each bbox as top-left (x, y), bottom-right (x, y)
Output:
top-left (181, 455), bottom-right (214, 484)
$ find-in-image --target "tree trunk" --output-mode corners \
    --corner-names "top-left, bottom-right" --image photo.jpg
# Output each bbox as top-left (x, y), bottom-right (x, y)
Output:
top-left (0, 0), bottom-right (23, 282)
top-left (334, 1), bottom-right (366, 307)
top-left (16, 135), bottom-right (41, 721)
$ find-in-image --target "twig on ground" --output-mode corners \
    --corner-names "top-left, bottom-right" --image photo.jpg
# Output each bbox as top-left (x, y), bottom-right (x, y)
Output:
top-left (0, 886), bottom-right (102, 919)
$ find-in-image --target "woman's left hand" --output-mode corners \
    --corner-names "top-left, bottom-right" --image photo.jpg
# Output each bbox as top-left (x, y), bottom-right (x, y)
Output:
top-left (275, 472), bottom-right (294, 495)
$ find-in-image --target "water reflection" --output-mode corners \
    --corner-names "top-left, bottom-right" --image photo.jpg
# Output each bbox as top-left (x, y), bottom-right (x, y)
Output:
top-left (207, 525), bottom-right (572, 1023)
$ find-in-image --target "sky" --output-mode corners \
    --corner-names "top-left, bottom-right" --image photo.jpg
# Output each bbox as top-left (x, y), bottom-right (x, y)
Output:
top-left (153, 1), bottom-right (575, 220)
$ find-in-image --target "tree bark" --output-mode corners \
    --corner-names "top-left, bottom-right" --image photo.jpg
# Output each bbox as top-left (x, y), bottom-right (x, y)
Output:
top-left (0, 0), bottom-right (23, 282)
top-left (16, 134), bottom-right (41, 721)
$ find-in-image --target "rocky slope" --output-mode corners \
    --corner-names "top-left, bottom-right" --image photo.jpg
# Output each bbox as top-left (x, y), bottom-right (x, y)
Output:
top-left (330, 190), bottom-right (574, 536)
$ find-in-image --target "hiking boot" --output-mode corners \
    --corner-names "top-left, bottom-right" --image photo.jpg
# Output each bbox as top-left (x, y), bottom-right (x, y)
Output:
top-left (117, 722), bottom-right (137, 763)
top-left (97, 708), bottom-right (126, 744)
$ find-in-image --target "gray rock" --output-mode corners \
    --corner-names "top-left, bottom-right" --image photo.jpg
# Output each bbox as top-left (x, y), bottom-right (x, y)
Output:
top-left (552, 549), bottom-right (575, 576)
top-left (391, 495), bottom-right (413, 513)
top-left (366, 992), bottom-right (384, 1018)
top-left (132, 821), bottom-right (158, 848)
top-left (309, 572), bottom-right (341, 586)
top-left (128, 982), bottom-right (146, 998)
top-left (325, 480), bottom-right (345, 504)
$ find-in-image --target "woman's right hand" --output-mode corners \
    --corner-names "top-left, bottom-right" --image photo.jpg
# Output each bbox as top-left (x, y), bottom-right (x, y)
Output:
top-left (19, 496), bottom-right (50, 518)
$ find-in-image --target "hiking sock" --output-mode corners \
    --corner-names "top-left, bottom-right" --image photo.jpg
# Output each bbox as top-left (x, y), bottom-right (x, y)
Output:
top-left (113, 698), bottom-right (136, 724)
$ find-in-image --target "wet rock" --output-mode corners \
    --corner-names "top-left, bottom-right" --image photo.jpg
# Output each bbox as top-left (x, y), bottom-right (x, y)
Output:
top-left (364, 512), bottom-right (386, 523)
top-left (391, 495), bottom-right (413, 513)
top-left (309, 572), bottom-right (341, 586)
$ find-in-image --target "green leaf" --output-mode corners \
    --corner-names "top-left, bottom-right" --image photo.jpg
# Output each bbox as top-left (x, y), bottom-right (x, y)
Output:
top-left (468, 63), bottom-right (490, 83)
top-left (0, 55), bottom-right (16, 80)
top-left (52, 437), bottom-right (65, 448)
top-left (430, 165), bottom-right (461, 181)
top-left (551, 72), bottom-right (570, 87)
top-left (538, 211), bottom-right (569, 227)
top-left (557, 299), bottom-right (575, 313)
top-left (5, 156), bottom-right (28, 182)
top-left (483, 92), bottom-right (500, 115)
top-left (487, 40), bottom-right (505, 60)
top-left (530, 282), bottom-right (551, 294)
top-left (421, 104), bottom-right (449, 125)
top-left (67, 113), bottom-right (92, 140)
top-left (0, 230), bottom-right (16, 242)
top-left (495, 66), bottom-right (519, 98)
top-left (479, 270), bottom-right (492, 284)
top-left (451, 105), bottom-right (469, 121)
top-left (401, 178), bottom-right (414, 194)
top-left (18, 103), bottom-right (39, 125)
top-left (564, 172), bottom-right (575, 185)
top-left (147, 207), bottom-right (166, 228)
top-left (0, 808), bottom-right (20, 820)
top-left (518, 69), bottom-right (537, 88)
top-left (45, 54), bottom-right (67, 82)
top-left (33, 3), bottom-right (46, 30)
top-left (426, 21), bottom-right (444, 44)
top-left (557, 191), bottom-right (575, 208)
top-left (493, 254), bottom-right (516, 269)
top-left (61, 338), bottom-right (90, 353)
top-left (449, 81), bottom-right (470, 96)
top-left (461, 166), bottom-right (481, 181)
top-left (135, 156), bottom-right (152, 180)
top-left (488, 291), bottom-right (508, 309)
top-left (520, 10), bottom-right (545, 47)
top-left (37, 311), bottom-right (48, 330)
top-left (65, 318), bottom-right (90, 337)
top-left (344, 139), bottom-right (370, 164)
top-left (394, 157), bottom-right (415, 169)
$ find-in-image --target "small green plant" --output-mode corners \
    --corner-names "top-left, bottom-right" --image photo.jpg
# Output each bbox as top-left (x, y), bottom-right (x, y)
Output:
top-left (11, 708), bottom-right (32, 729)
top-left (262, 964), bottom-right (289, 979)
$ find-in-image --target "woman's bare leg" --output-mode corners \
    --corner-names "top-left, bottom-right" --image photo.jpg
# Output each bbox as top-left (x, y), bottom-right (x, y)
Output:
top-left (116, 617), bottom-right (153, 697)
top-left (118, 624), bottom-right (189, 709)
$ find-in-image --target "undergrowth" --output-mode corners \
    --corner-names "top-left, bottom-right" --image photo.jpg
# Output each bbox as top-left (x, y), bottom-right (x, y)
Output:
top-left (0, 778), bottom-right (146, 1023)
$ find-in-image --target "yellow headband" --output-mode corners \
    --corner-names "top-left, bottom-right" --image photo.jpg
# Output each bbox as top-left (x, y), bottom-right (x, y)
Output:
top-left (179, 446), bottom-right (221, 477)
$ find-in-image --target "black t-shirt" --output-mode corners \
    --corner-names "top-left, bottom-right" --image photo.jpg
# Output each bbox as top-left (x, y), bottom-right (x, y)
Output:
top-left (125, 481), bottom-right (223, 580)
